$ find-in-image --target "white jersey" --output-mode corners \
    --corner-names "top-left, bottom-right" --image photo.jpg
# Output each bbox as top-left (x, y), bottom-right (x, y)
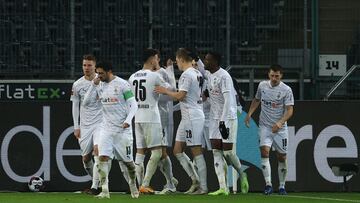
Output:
top-left (207, 68), bottom-right (237, 120)
top-left (97, 76), bottom-right (135, 131)
top-left (70, 76), bottom-right (102, 127)
top-left (178, 67), bottom-right (204, 120)
top-left (129, 69), bottom-right (165, 123)
top-left (255, 80), bottom-right (294, 128)
top-left (156, 68), bottom-right (173, 120)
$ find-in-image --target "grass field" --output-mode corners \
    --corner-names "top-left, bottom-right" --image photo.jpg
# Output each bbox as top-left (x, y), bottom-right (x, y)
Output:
top-left (0, 192), bottom-right (359, 203)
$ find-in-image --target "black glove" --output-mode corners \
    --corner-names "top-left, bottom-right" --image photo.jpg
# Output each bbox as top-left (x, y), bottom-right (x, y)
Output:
top-left (219, 121), bottom-right (229, 139)
top-left (203, 89), bottom-right (209, 97)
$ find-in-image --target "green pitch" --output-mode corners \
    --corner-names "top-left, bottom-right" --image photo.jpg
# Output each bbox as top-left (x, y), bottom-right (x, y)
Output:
top-left (0, 192), bottom-right (359, 203)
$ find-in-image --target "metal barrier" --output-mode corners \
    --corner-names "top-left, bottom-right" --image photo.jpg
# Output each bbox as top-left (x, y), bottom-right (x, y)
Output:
top-left (323, 65), bottom-right (360, 100)
top-left (228, 65), bottom-right (305, 100)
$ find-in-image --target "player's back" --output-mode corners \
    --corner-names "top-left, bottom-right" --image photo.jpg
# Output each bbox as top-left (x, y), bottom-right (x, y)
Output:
top-left (129, 69), bottom-right (163, 123)
top-left (178, 67), bottom-right (204, 120)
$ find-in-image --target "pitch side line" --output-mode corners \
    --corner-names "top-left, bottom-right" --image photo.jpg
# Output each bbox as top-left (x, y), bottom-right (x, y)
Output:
top-left (280, 194), bottom-right (360, 203)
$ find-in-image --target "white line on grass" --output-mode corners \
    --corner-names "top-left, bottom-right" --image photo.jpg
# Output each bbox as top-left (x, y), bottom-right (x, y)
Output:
top-left (279, 194), bottom-right (360, 203)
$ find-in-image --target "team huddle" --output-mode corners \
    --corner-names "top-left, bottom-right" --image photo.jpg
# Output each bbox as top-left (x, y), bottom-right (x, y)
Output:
top-left (70, 48), bottom-right (294, 198)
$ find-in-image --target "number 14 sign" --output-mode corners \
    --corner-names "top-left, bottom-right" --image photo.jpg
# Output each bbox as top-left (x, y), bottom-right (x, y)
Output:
top-left (319, 54), bottom-right (347, 76)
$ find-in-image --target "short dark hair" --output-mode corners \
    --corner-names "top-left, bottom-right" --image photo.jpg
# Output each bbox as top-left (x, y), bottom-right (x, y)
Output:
top-left (176, 48), bottom-right (197, 62)
top-left (269, 64), bottom-right (283, 74)
top-left (142, 48), bottom-right (159, 63)
top-left (96, 61), bottom-right (113, 71)
top-left (83, 54), bottom-right (96, 62)
top-left (207, 51), bottom-right (222, 66)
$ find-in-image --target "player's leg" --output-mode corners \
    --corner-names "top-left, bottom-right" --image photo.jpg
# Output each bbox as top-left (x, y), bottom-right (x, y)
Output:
top-left (114, 127), bottom-right (139, 198)
top-left (140, 147), bottom-right (162, 194)
top-left (208, 119), bottom-right (228, 195)
top-left (79, 127), bottom-right (94, 177)
top-left (158, 123), bottom-right (176, 193)
top-left (158, 148), bottom-right (177, 194)
top-left (188, 118), bottom-right (207, 194)
top-left (209, 139), bottom-right (229, 196)
top-left (259, 126), bottom-right (273, 195)
top-left (173, 120), bottom-right (199, 194)
top-left (88, 144), bottom-right (101, 195)
top-left (96, 130), bottom-right (113, 199)
top-left (222, 119), bottom-right (248, 193)
top-left (273, 128), bottom-right (288, 195)
top-left (140, 123), bottom-right (163, 194)
top-left (118, 161), bottom-right (130, 184)
top-left (134, 123), bottom-right (146, 186)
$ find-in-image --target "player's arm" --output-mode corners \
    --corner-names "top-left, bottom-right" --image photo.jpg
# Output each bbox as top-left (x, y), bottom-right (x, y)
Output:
top-left (272, 105), bottom-right (293, 133)
top-left (123, 89), bottom-right (138, 128)
top-left (83, 78), bottom-right (100, 106)
top-left (70, 84), bottom-right (81, 139)
top-left (158, 80), bottom-right (176, 102)
top-left (72, 99), bottom-right (80, 139)
top-left (155, 74), bottom-right (186, 101)
top-left (155, 86), bottom-right (187, 101)
top-left (244, 98), bottom-right (260, 128)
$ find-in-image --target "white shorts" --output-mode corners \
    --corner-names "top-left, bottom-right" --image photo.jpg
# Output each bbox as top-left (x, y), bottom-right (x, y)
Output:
top-left (97, 127), bottom-right (134, 162)
top-left (258, 125), bottom-right (288, 154)
top-left (209, 119), bottom-right (238, 144)
top-left (175, 118), bottom-right (204, 146)
top-left (160, 117), bottom-right (171, 147)
top-left (78, 125), bottom-right (100, 156)
top-left (135, 123), bottom-right (165, 149)
top-left (202, 123), bottom-right (212, 150)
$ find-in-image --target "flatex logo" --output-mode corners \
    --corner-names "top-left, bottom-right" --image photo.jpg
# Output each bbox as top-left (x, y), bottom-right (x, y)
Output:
top-left (0, 84), bottom-right (68, 100)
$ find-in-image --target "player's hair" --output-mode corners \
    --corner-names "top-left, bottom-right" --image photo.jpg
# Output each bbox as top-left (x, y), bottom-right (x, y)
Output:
top-left (176, 48), bottom-right (197, 62)
top-left (96, 61), bottom-right (113, 71)
top-left (82, 54), bottom-right (96, 62)
top-left (207, 51), bottom-right (222, 66)
top-left (269, 64), bottom-right (283, 74)
top-left (142, 48), bottom-right (159, 63)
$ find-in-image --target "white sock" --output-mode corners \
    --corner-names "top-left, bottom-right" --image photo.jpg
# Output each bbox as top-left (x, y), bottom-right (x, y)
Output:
top-left (124, 161), bottom-right (136, 184)
top-left (91, 156), bottom-right (100, 189)
top-left (278, 160), bottom-right (287, 188)
top-left (194, 154), bottom-right (207, 191)
top-left (159, 156), bottom-right (175, 188)
top-left (142, 149), bottom-right (162, 187)
top-left (83, 159), bottom-right (94, 177)
top-left (97, 160), bottom-right (109, 193)
top-left (118, 161), bottom-right (130, 184)
top-left (135, 153), bottom-right (145, 186)
top-left (175, 152), bottom-right (198, 181)
top-left (213, 149), bottom-right (227, 190)
top-left (261, 158), bottom-right (272, 186)
top-left (223, 150), bottom-right (243, 176)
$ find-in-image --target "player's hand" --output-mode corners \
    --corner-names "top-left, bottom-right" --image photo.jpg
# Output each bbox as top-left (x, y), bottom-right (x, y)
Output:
top-left (74, 129), bottom-right (81, 139)
top-left (219, 121), bottom-right (229, 139)
top-left (244, 116), bottom-right (251, 128)
top-left (272, 122), bottom-right (282, 133)
top-left (166, 58), bottom-right (173, 67)
top-left (122, 122), bottom-right (130, 128)
top-left (93, 76), bottom-right (100, 85)
top-left (154, 85), bottom-right (167, 94)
